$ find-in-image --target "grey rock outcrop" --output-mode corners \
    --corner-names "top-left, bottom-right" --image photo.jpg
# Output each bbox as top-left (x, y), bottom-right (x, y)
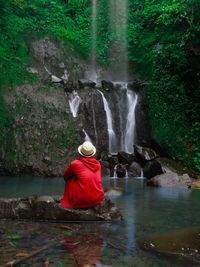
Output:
top-left (147, 172), bottom-right (192, 188)
top-left (0, 195), bottom-right (122, 221)
top-left (156, 157), bottom-right (196, 178)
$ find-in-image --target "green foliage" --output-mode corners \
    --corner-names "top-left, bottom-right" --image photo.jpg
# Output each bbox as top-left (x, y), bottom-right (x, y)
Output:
top-left (0, 0), bottom-right (91, 136)
top-left (0, 0), bottom-right (199, 172)
top-left (127, 0), bottom-right (200, 172)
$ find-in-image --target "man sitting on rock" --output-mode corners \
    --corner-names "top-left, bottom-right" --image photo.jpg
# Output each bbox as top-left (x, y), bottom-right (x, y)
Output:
top-left (60, 141), bottom-right (105, 208)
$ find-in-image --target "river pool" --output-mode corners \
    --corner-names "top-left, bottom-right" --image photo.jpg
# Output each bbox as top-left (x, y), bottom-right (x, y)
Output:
top-left (0, 176), bottom-right (200, 266)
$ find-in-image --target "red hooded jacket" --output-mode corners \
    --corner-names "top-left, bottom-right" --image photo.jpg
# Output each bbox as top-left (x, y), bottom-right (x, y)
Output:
top-left (60, 157), bottom-right (104, 208)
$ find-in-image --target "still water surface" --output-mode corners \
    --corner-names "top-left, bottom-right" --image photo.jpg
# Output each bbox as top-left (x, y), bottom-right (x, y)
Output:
top-left (0, 176), bottom-right (200, 266)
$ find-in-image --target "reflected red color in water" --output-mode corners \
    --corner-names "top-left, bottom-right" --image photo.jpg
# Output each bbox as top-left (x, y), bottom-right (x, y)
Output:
top-left (63, 233), bottom-right (104, 267)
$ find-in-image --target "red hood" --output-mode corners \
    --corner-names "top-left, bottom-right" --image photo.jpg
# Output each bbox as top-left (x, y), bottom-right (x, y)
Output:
top-left (79, 157), bottom-right (100, 172)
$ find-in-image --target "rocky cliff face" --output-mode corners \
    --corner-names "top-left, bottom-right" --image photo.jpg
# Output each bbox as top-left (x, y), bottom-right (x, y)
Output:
top-left (0, 35), bottom-right (151, 176)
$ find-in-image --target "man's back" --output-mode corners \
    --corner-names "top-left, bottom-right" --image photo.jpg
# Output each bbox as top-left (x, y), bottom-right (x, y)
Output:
top-left (60, 157), bottom-right (104, 208)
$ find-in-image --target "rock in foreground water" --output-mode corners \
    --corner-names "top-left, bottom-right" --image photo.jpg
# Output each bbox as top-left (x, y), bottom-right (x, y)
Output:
top-left (0, 196), bottom-right (122, 221)
top-left (138, 228), bottom-right (200, 264)
top-left (147, 172), bottom-right (192, 188)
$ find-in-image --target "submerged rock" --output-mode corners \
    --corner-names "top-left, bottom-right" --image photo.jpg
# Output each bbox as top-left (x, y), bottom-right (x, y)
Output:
top-left (104, 187), bottom-right (124, 197)
top-left (0, 196), bottom-right (122, 221)
top-left (138, 228), bottom-right (200, 264)
top-left (147, 172), bottom-right (192, 188)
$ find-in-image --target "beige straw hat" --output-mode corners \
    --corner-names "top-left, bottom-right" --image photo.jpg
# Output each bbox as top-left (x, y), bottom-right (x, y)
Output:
top-left (78, 141), bottom-right (96, 157)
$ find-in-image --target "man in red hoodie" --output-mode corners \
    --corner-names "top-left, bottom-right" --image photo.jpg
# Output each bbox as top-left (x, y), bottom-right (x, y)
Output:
top-left (60, 141), bottom-right (104, 208)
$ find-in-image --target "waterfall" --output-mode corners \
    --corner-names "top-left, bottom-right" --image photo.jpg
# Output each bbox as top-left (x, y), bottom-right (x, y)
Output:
top-left (89, 0), bottom-right (139, 155)
top-left (68, 91), bottom-right (81, 118)
top-left (92, 97), bottom-right (98, 144)
top-left (113, 165), bottom-right (117, 178)
top-left (124, 90), bottom-right (138, 154)
top-left (98, 90), bottom-right (117, 154)
top-left (140, 168), bottom-right (144, 178)
top-left (83, 129), bottom-right (92, 142)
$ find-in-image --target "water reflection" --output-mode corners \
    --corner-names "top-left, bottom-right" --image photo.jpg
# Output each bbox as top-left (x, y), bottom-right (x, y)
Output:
top-left (1, 177), bottom-right (200, 266)
top-left (63, 233), bottom-right (103, 267)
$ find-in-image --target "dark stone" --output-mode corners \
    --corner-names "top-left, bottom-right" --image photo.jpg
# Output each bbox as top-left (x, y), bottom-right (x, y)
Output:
top-left (134, 144), bottom-right (158, 166)
top-left (78, 89), bottom-right (108, 153)
top-left (144, 160), bottom-right (163, 179)
top-left (147, 172), bottom-right (192, 188)
top-left (64, 80), bottom-right (75, 93)
top-left (138, 228), bottom-right (200, 264)
top-left (101, 80), bottom-right (114, 91)
top-left (0, 195), bottom-right (122, 221)
top-left (127, 79), bottom-right (147, 93)
top-left (78, 79), bottom-right (96, 89)
top-left (116, 164), bottom-right (127, 178)
top-left (128, 161), bottom-right (142, 177)
top-left (117, 152), bottom-right (135, 165)
top-left (99, 160), bottom-right (111, 177)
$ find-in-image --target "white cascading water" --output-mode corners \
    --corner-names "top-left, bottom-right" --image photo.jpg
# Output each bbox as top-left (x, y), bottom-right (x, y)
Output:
top-left (83, 129), bottom-right (92, 142)
top-left (98, 90), bottom-right (117, 154)
top-left (124, 90), bottom-right (138, 154)
top-left (113, 165), bottom-right (117, 178)
top-left (140, 168), bottom-right (144, 178)
top-left (68, 91), bottom-right (81, 118)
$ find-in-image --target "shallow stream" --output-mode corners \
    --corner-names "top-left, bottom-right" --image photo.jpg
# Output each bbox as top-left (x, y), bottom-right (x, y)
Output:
top-left (0, 176), bottom-right (200, 266)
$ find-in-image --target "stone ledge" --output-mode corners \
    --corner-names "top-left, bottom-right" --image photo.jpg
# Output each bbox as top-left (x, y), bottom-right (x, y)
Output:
top-left (0, 195), bottom-right (122, 221)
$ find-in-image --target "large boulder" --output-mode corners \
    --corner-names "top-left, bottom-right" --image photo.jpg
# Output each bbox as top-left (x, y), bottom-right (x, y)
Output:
top-left (78, 79), bottom-right (96, 89)
top-left (116, 164), bottom-right (127, 178)
top-left (134, 145), bottom-right (158, 166)
top-left (138, 228), bottom-right (200, 265)
top-left (144, 160), bottom-right (163, 179)
top-left (128, 161), bottom-right (142, 177)
top-left (0, 195), bottom-right (122, 221)
top-left (147, 172), bottom-right (192, 188)
top-left (99, 160), bottom-right (111, 177)
top-left (156, 157), bottom-right (197, 178)
top-left (117, 152), bottom-right (135, 165)
top-left (101, 80), bottom-right (114, 91)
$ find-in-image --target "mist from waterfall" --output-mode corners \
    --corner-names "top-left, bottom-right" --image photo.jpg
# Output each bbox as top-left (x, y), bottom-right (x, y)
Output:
top-left (91, 0), bottom-right (97, 68)
top-left (109, 0), bottom-right (128, 80)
